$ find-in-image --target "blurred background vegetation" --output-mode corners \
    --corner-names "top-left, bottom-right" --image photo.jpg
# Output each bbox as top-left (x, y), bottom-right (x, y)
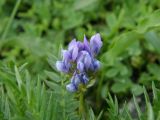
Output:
top-left (1, 0), bottom-right (160, 119)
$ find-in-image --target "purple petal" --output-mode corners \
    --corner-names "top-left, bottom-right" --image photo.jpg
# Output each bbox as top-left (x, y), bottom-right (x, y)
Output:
top-left (71, 46), bottom-right (79, 61)
top-left (73, 74), bottom-right (81, 86)
top-left (82, 75), bottom-right (89, 84)
top-left (56, 61), bottom-right (69, 73)
top-left (93, 60), bottom-right (100, 71)
top-left (77, 51), bottom-right (88, 60)
top-left (79, 73), bottom-right (89, 84)
top-left (77, 61), bottom-right (84, 72)
top-left (62, 50), bottom-right (71, 61)
top-left (68, 39), bottom-right (77, 50)
top-left (90, 33), bottom-right (102, 55)
top-left (77, 41), bottom-right (84, 51)
top-left (66, 83), bottom-right (77, 92)
top-left (71, 74), bottom-right (80, 85)
top-left (77, 51), bottom-right (92, 70)
top-left (84, 53), bottom-right (92, 69)
top-left (83, 35), bottom-right (91, 53)
top-left (56, 61), bottom-right (63, 71)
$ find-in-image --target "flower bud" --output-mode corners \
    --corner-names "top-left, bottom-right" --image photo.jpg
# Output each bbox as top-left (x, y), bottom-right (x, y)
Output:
top-left (56, 61), bottom-right (70, 73)
top-left (66, 83), bottom-right (77, 92)
top-left (90, 33), bottom-right (102, 55)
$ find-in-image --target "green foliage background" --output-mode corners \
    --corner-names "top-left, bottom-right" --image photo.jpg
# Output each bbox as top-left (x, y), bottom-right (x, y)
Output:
top-left (1, 0), bottom-right (160, 119)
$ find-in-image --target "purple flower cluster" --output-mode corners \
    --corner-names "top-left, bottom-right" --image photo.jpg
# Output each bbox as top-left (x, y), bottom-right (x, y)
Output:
top-left (56, 33), bottom-right (102, 92)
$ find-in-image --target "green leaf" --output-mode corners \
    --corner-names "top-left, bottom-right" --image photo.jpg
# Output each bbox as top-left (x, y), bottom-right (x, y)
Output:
top-left (25, 70), bottom-right (31, 104)
top-left (111, 81), bottom-right (132, 93)
top-left (143, 86), bottom-right (150, 103)
top-left (147, 102), bottom-right (154, 120)
top-left (4, 97), bottom-right (10, 120)
top-left (137, 10), bottom-right (160, 33)
top-left (105, 68), bottom-right (119, 78)
top-left (106, 93), bottom-right (119, 120)
top-left (97, 110), bottom-right (103, 120)
top-left (14, 66), bottom-right (22, 90)
top-left (45, 70), bottom-right (61, 82)
top-left (106, 10), bottom-right (124, 37)
top-left (45, 80), bottom-right (61, 91)
top-left (103, 31), bottom-right (140, 65)
top-left (147, 63), bottom-right (160, 81)
top-left (74, 0), bottom-right (98, 11)
top-left (152, 82), bottom-right (157, 100)
top-left (62, 11), bottom-right (84, 30)
top-left (133, 95), bottom-right (142, 120)
top-left (123, 103), bottom-right (132, 120)
top-left (45, 93), bottom-right (53, 120)
top-left (89, 108), bottom-right (95, 120)
top-left (145, 31), bottom-right (160, 54)
top-left (131, 84), bottom-right (143, 96)
top-left (106, 13), bottom-right (117, 30)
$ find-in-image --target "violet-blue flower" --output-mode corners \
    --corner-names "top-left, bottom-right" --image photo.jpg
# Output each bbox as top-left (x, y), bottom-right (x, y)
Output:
top-left (66, 83), bottom-right (77, 92)
top-left (56, 61), bottom-right (70, 73)
top-left (90, 33), bottom-right (102, 55)
top-left (83, 35), bottom-right (91, 54)
top-left (66, 73), bottom-right (89, 92)
top-left (56, 33), bottom-right (102, 92)
top-left (68, 41), bottom-right (79, 61)
top-left (79, 73), bottom-right (89, 84)
top-left (90, 59), bottom-right (100, 71)
top-left (71, 74), bottom-right (81, 86)
top-left (77, 61), bottom-right (84, 72)
top-left (77, 51), bottom-right (92, 70)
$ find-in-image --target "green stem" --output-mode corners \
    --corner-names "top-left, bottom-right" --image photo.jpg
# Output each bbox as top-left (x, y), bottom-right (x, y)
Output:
top-left (97, 71), bottom-right (104, 102)
top-left (1, 0), bottom-right (21, 40)
top-left (79, 92), bottom-right (85, 119)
